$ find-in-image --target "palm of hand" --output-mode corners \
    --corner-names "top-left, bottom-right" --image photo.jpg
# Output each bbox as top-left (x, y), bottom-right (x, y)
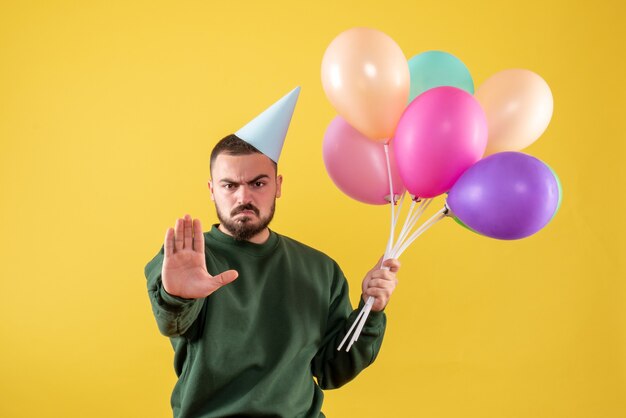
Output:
top-left (161, 215), bottom-right (238, 300)
top-left (163, 250), bottom-right (214, 299)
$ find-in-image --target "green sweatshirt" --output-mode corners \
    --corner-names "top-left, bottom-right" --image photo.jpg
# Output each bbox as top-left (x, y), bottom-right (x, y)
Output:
top-left (145, 225), bottom-right (386, 418)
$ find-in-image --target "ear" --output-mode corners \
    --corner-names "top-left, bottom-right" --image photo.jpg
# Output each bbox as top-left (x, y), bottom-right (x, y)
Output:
top-left (208, 180), bottom-right (215, 201)
top-left (275, 174), bottom-right (283, 198)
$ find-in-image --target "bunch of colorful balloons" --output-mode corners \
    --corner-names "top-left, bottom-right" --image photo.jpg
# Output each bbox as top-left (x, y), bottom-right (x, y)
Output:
top-left (321, 27), bottom-right (561, 350)
top-left (321, 27), bottom-right (561, 242)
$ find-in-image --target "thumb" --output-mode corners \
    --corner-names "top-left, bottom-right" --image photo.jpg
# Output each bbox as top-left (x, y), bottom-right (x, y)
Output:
top-left (211, 269), bottom-right (239, 287)
top-left (382, 258), bottom-right (401, 273)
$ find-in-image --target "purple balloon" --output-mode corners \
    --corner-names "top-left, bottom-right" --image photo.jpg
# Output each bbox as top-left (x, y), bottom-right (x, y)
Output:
top-left (446, 152), bottom-right (560, 240)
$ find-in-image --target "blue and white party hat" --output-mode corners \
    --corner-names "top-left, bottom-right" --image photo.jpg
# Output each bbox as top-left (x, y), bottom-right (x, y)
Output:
top-left (235, 86), bottom-right (300, 163)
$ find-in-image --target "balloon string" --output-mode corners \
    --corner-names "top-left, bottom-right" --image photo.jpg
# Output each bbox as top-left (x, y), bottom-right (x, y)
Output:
top-left (383, 143), bottom-right (395, 260)
top-left (399, 198), bottom-right (430, 245)
top-left (337, 300), bottom-right (369, 351)
top-left (346, 297), bottom-right (374, 351)
top-left (392, 208), bottom-right (446, 259)
top-left (401, 199), bottom-right (430, 248)
top-left (394, 209), bottom-right (444, 258)
top-left (392, 198), bottom-right (432, 256)
top-left (394, 198), bottom-right (418, 248)
top-left (392, 192), bottom-right (406, 232)
top-left (347, 261), bottom-right (390, 350)
top-left (338, 203), bottom-right (444, 352)
top-left (338, 143), bottom-right (396, 352)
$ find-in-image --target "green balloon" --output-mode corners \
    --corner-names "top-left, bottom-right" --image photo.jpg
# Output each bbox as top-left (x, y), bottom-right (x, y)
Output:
top-left (452, 215), bottom-right (482, 236)
top-left (408, 51), bottom-right (474, 103)
top-left (545, 163), bottom-right (563, 221)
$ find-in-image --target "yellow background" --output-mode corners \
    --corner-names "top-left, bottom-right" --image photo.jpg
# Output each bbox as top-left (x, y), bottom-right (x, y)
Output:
top-left (1, 0), bottom-right (624, 417)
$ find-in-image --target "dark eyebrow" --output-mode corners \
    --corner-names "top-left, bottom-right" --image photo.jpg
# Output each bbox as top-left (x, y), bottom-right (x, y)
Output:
top-left (218, 178), bottom-right (237, 184)
top-left (247, 174), bottom-right (270, 184)
top-left (218, 174), bottom-right (270, 185)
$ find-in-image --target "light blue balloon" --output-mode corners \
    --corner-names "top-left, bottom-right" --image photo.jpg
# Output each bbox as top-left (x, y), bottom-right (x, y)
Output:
top-left (408, 51), bottom-right (474, 102)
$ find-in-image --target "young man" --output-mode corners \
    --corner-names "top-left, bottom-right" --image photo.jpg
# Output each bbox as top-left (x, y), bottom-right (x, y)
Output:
top-left (145, 88), bottom-right (400, 417)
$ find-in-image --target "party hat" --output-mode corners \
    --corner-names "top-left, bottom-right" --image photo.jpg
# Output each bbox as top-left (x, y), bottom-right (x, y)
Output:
top-left (235, 86), bottom-right (301, 163)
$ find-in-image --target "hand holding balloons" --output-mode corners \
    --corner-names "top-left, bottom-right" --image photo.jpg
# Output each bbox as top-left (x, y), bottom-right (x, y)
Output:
top-left (319, 27), bottom-right (561, 353)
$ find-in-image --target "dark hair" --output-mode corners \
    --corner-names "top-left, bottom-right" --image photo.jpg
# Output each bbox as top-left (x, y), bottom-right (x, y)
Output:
top-left (210, 134), bottom-right (277, 174)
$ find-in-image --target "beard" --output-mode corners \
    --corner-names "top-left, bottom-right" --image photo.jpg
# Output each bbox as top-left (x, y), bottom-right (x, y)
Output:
top-left (216, 201), bottom-right (276, 241)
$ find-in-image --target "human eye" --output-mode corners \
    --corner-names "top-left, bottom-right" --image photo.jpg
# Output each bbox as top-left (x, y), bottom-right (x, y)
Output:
top-left (253, 181), bottom-right (266, 188)
top-left (223, 183), bottom-right (237, 190)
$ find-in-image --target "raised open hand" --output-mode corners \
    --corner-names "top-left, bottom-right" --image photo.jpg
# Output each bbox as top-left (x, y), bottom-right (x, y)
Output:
top-left (162, 214), bottom-right (238, 299)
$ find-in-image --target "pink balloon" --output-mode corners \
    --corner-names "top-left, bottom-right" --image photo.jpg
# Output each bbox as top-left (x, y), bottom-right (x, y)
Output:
top-left (323, 116), bottom-right (406, 205)
top-left (393, 86), bottom-right (488, 198)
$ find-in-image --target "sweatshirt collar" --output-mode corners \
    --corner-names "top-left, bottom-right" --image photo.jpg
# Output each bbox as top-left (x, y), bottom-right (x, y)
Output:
top-left (206, 224), bottom-right (279, 257)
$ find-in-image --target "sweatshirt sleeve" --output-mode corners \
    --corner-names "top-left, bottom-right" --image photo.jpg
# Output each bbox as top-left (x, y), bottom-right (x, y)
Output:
top-left (311, 261), bottom-right (386, 389)
top-left (144, 246), bottom-right (205, 337)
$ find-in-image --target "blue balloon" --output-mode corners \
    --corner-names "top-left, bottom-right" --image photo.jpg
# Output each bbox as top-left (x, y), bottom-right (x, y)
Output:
top-left (408, 51), bottom-right (474, 102)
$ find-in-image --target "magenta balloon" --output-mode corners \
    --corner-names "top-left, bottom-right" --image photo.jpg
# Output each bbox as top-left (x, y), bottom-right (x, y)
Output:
top-left (323, 116), bottom-right (405, 205)
top-left (393, 86), bottom-right (488, 198)
top-left (446, 152), bottom-right (560, 240)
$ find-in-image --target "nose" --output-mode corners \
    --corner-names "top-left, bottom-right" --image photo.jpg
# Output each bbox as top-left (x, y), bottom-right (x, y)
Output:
top-left (234, 184), bottom-right (253, 205)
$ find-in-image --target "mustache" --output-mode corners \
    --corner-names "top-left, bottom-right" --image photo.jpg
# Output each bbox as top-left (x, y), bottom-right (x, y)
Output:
top-left (231, 203), bottom-right (260, 217)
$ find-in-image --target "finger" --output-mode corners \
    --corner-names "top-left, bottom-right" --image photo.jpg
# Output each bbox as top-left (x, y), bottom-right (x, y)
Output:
top-left (382, 258), bottom-right (401, 273)
top-left (174, 218), bottom-right (184, 251)
top-left (371, 298), bottom-right (388, 312)
top-left (183, 214), bottom-right (193, 249)
top-left (366, 278), bottom-right (398, 290)
top-left (369, 269), bottom-right (397, 282)
top-left (193, 218), bottom-right (204, 254)
top-left (363, 290), bottom-right (389, 311)
top-left (164, 227), bottom-right (175, 256)
top-left (364, 286), bottom-right (391, 301)
top-left (211, 269), bottom-right (239, 287)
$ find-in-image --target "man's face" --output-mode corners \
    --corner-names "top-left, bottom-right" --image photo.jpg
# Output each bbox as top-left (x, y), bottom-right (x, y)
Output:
top-left (209, 153), bottom-right (282, 241)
